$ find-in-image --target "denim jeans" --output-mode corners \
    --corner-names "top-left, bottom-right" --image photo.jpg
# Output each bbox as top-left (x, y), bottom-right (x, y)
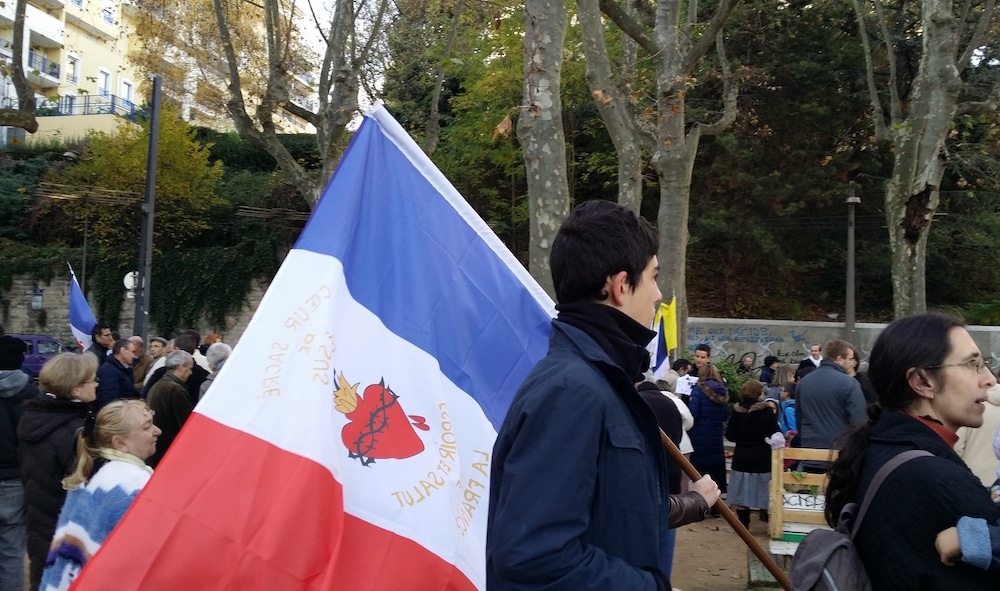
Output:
top-left (0, 480), bottom-right (25, 591)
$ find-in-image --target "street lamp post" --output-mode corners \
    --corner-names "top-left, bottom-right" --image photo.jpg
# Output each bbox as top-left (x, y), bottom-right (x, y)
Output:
top-left (134, 76), bottom-right (162, 342)
top-left (846, 186), bottom-right (861, 342)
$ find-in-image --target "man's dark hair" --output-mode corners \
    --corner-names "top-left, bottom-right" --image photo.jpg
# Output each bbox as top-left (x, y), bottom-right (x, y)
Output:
top-left (173, 333), bottom-right (199, 354)
top-left (672, 359), bottom-right (691, 372)
top-left (90, 323), bottom-right (111, 339)
top-left (764, 355), bottom-right (779, 367)
top-left (550, 199), bottom-right (658, 305)
top-left (112, 339), bottom-right (132, 355)
top-left (695, 343), bottom-right (711, 355)
top-left (782, 382), bottom-right (796, 399)
top-left (177, 328), bottom-right (201, 343)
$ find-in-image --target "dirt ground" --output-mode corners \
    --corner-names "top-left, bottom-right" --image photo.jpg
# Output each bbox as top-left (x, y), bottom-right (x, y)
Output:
top-left (671, 511), bottom-right (777, 591)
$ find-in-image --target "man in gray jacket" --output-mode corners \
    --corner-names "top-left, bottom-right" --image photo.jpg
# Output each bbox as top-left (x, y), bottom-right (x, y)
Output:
top-left (796, 339), bottom-right (867, 470)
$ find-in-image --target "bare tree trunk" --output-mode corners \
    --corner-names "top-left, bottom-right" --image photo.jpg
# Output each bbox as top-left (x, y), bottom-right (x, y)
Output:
top-left (0, 0), bottom-right (39, 132)
top-left (577, 0), bottom-right (650, 214)
top-left (211, 0), bottom-right (386, 207)
top-left (650, 102), bottom-right (699, 349)
top-left (884, 0), bottom-right (959, 317)
top-left (854, 0), bottom-right (997, 317)
top-left (595, 0), bottom-right (740, 351)
top-left (519, 0), bottom-right (571, 298)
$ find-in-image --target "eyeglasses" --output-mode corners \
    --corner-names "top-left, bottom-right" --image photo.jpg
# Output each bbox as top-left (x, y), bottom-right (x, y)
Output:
top-left (924, 358), bottom-right (992, 374)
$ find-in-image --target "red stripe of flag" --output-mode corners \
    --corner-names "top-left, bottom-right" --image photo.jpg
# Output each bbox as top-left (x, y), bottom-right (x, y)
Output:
top-left (73, 414), bottom-right (477, 590)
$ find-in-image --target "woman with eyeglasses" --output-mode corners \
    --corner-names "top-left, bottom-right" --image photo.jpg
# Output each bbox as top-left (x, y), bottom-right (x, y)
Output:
top-left (825, 313), bottom-right (1000, 590)
top-left (41, 399), bottom-right (159, 591)
top-left (17, 353), bottom-right (96, 591)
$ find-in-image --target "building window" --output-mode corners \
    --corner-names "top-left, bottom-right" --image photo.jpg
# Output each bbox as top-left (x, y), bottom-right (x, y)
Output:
top-left (102, 5), bottom-right (113, 23)
top-left (70, 0), bottom-right (83, 7)
top-left (67, 56), bottom-right (79, 85)
top-left (98, 69), bottom-right (110, 96)
top-left (121, 80), bottom-right (133, 104)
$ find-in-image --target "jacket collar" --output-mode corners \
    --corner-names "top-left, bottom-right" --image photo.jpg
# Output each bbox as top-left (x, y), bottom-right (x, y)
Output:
top-left (872, 410), bottom-right (964, 463)
top-left (818, 358), bottom-right (847, 374)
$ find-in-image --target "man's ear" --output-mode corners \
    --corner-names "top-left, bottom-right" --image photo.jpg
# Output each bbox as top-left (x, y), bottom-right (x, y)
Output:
top-left (906, 366), bottom-right (937, 400)
top-left (605, 271), bottom-right (629, 306)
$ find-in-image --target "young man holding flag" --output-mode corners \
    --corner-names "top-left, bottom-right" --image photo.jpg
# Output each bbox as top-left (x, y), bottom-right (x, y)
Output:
top-left (487, 200), bottom-right (719, 590)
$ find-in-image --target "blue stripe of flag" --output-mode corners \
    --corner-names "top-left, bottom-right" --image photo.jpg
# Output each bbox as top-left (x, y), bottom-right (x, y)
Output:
top-left (69, 272), bottom-right (97, 334)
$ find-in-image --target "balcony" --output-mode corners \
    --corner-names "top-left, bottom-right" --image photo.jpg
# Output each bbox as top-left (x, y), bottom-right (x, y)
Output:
top-left (26, 4), bottom-right (64, 47)
top-left (33, 0), bottom-right (66, 10)
top-left (65, 3), bottom-right (117, 40)
top-left (0, 1), bottom-right (14, 25)
top-left (35, 94), bottom-right (146, 122)
top-left (27, 49), bottom-right (60, 88)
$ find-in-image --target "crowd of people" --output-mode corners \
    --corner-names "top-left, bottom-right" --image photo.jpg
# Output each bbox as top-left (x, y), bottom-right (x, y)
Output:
top-left (2, 200), bottom-right (1000, 591)
top-left (0, 324), bottom-right (229, 591)
top-left (487, 200), bottom-right (1000, 590)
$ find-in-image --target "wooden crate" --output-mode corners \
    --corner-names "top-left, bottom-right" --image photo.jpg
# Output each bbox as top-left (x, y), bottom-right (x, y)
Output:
top-left (767, 447), bottom-right (838, 556)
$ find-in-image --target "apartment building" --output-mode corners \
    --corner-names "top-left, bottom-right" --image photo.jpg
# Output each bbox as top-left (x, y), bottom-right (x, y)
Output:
top-left (0, 0), bottom-right (144, 144)
top-left (0, 0), bottom-right (315, 145)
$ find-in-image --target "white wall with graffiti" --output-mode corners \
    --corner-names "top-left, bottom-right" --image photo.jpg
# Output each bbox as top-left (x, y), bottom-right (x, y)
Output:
top-left (687, 318), bottom-right (1000, 370)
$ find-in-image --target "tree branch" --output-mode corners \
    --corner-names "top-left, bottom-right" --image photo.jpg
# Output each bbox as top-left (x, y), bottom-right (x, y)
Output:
top-left (423, 0), bottom-right (463, 155)
top-left (850, 0), bottom-right (889, 140)
top-left (680, 0), bottom-right (740, 74)
top-left (699, 31), bottom-right (739, 136)
top-left (598, 0), bottom-right (659, 56)
top-left (870, 0), bottom-right (900, 122)
top-left (304, 0), bottom-right (330, 46)
top-left (213, 0), bottom-right (320, 203)
top-left (0, 0), bottom-right (38, 132)
top-left (958, 0), bottom-right (996, 67)
top-left (632, 0), bottom-right (656, 28)
top-left (956, 75), bottom-right (1000, 116)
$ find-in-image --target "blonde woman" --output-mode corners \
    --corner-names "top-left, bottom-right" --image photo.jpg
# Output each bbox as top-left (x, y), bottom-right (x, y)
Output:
top-left (18, 353), bottom-right (96, 591)
top-left (40, 399), bottom-right (160, 590)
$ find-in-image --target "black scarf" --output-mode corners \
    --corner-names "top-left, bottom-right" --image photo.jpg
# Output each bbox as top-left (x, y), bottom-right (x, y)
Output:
top-left (556, 302), bottom-right (656, 382)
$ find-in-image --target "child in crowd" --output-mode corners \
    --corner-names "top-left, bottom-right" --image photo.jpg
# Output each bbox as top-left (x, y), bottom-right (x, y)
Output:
top-left (935, 423), bottom-right (1000, 571)
top-left (725, 380), bottom-right (780, 527)
top-left (778, 381), bottom-right (797, 436)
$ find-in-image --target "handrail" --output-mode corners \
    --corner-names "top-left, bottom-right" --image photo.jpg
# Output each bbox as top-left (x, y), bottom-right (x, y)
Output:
top-left (34, 94), bottom-right (147, 122)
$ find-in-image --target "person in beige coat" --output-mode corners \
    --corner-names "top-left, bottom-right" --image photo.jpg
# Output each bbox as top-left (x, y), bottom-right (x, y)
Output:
top-left (956, 384), bottom-right (1000, 486)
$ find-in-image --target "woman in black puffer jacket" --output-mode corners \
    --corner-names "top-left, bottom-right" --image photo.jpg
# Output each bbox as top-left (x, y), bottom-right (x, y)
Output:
top-left (18, 353), bottom-right (96, 591)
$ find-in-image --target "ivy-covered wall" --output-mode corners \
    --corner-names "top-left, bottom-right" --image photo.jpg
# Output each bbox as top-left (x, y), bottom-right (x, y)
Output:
top-left (1, 269), bottom-right (271, 346)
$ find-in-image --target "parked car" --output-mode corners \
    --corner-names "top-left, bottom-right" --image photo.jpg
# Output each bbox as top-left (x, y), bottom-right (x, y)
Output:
top-left (10, 334), bottom-right (72, 375)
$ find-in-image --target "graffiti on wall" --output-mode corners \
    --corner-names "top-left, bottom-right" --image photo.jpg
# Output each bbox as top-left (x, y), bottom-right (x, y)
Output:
top-left (685, 325), bottom-right (812, 366)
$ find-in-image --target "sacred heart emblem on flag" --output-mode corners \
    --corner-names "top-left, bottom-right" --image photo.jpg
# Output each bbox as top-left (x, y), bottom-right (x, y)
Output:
top-left (334, 371), bottom-right (430, 466)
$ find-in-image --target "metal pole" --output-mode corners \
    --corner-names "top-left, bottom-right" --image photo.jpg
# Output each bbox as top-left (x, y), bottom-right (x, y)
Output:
top-left (81, 215), bottom-right (87, 297)
top-left (134, 76), bottom-right (162, 342)
top-left (846, 187), bottom-right (861, 342)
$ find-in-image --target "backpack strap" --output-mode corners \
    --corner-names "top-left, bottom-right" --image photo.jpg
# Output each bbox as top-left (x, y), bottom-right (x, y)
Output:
top-left (850, 449), bottom-right (933, 537)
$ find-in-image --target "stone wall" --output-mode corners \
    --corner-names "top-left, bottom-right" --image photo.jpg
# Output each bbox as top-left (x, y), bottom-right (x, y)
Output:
top-left (0, 274), bottom-right (269, 347)
top-left (4, 274), bottom-right (1000, 367)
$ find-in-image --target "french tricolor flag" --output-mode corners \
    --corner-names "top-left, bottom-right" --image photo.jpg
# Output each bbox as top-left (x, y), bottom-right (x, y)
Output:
top-left (68, 268), bottom-right (97, 352)
top-left (73, 104), bottom-right (555, 589)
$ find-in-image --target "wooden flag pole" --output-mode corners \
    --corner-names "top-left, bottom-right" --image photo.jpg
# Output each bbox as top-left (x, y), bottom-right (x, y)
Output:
top-left (659, 429), bottom-right (792, 591)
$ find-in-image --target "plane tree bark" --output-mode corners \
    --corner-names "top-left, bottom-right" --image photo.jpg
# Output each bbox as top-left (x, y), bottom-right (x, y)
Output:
top-left (579, 0), bottom-right (742, 351)
top-left (851, 0), bottom-right (1000, 317)
top-left (519, 0), bottom-right (571, 297)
